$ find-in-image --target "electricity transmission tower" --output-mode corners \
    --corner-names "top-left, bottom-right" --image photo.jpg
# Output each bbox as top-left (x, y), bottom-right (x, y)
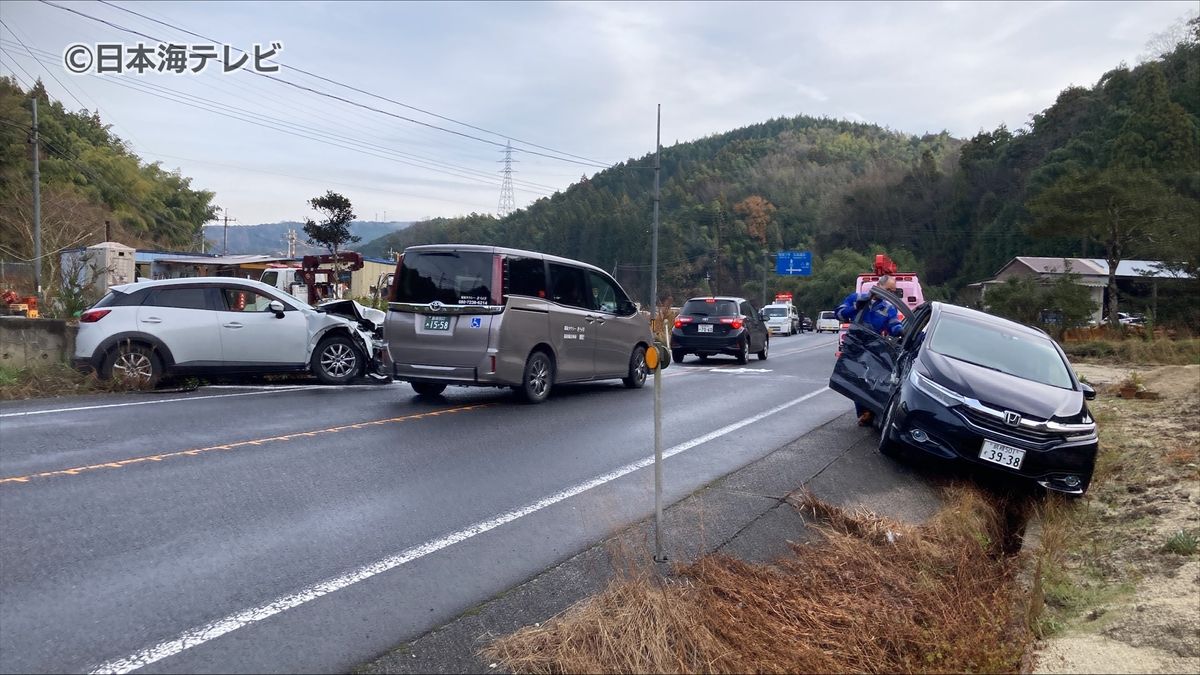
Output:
top-left (497, 140), bottom-right (516, 217)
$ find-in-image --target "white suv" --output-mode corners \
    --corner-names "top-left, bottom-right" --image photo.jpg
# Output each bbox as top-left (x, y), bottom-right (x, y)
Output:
top-left (73, 277), bottom-right (386, 386)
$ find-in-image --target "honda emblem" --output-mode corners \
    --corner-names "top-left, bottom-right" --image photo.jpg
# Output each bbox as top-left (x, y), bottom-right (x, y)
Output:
top-left (1004, 411), bottom-right (1022, 426)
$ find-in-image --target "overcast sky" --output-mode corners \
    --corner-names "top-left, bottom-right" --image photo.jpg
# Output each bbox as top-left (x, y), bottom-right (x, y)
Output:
top-left (1, 0), bottom-right (1195, 225)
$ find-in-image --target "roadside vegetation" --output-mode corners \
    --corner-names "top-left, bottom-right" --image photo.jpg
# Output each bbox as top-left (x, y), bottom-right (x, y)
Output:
top-left (0, 363), bottom-right (127, 400)
top-left (1029, 364), bottom-right (1199, 672)
top-left (1063, 337), bottom-right (1200, 365)
top-left (482, 486), bottom-right (1035, 674)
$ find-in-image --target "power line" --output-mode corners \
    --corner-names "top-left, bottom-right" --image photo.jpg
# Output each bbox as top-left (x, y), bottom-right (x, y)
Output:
top-left (0, 48), bottom-right (37, 89)
top-left (0, 19), bottom-right (89, 111)
top-left (39, 0), bottom-right (611, 169)
top-left (2, 42), bottom-right (556, 197)
top-left (97, 0), bottom-right (614, 168)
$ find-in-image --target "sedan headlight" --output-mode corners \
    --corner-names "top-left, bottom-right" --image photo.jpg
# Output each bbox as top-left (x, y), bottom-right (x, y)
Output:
top-left (910, 370), bottom-right (967, 408)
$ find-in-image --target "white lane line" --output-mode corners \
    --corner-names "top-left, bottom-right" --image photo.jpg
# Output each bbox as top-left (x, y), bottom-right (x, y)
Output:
top-left (662, 339), bottom-right (834, 378)
top-left (88, 386), bottom-right (833, 675)
top-left (0, 387), bottom-right (324, 419)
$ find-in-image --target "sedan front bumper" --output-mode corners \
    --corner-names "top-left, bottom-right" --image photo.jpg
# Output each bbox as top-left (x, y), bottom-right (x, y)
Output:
top-left (886, 382), bottom-right (1098, 494)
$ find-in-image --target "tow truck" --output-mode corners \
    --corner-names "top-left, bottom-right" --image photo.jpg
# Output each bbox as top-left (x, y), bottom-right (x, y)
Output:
top-left (836, 254), bottom-right (925, 357)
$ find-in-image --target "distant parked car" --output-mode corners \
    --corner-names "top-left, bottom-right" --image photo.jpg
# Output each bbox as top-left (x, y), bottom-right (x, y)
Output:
top-left (800, 314), bottom-right (814, 332)
top-left (670, 296), bottom-right (769, 364)
top-left (73, 278), bottom-right (387, 386)
top-left (830, 286), bottom-right (1099, 496)
top-left (816, 310), bottom-right (840, 333)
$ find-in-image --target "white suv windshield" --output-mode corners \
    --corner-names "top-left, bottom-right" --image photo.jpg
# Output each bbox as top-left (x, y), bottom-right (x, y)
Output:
top-left (928, 314), bottom-right (1073, 389)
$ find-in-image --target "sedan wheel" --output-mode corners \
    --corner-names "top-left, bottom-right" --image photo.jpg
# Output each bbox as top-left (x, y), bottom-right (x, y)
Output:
top-left (313, 336), bottom-right (361, 385)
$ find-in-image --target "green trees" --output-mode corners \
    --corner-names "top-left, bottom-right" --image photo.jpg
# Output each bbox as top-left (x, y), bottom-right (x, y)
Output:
top-left (303, 191), bottom-right (359, 263)
top-left (0, 77), bottom-right (217, 307)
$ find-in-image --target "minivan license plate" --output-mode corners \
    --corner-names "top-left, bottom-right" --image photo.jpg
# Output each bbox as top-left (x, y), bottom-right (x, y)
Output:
top-left (424, 315), bottom-right (450, 331)
top-left (979, 439), bottom-right (1024, 470)
top-left (698, 324), bottom-right (714, 333)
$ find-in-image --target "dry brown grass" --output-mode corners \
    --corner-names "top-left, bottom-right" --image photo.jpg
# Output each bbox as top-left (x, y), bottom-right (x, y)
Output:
top-left (0, 362), bottom-right (145, 400)
top-left (482, 485), bottom-right (1032, 674)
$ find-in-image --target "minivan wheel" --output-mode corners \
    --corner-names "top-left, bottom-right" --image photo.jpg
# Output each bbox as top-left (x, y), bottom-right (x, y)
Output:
top-left (623, 346), bottom-right (647, 388)
top-left (313, 335), bottom-right (362, 385)
top-left (736, 339), bottom-right (749, 365)
top-left (102, 341), bottom-right (162, 388)
top-left (519, 350), bottom-right (554, 403)
top-left (411, 382), bottom-right (447, 397)
top-left (757, 337), bottom-right (769, 361)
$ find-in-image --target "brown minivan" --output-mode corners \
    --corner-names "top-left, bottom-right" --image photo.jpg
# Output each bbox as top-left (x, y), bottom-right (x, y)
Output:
top-left (386, 245), bottom-right (654, 403)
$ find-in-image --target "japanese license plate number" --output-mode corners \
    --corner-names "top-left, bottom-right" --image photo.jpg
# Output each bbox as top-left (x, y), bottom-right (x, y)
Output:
top-left (979, 439), bottom-right (1025, 470)
top-left (698, 324), bottom-right (714, 333)
top-left (424, 315), bottom-right (450, 331)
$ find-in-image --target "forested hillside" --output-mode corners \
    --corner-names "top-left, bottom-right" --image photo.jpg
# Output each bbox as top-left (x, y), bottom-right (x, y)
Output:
top-left (361, 118), bottom-right (961, 310)
top-left (1, 77), bottom-right (217, 294)
top-left (363, 19), bottom-right (1199, 320)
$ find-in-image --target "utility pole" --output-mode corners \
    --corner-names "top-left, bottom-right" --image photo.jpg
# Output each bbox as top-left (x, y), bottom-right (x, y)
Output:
top-left (762, 250), bottom-right (769, 309)
top-left (222, 209), bottom-right (236, 256)
top-left (31, 97), bottom-right (42, 302)
top-left (652, 104), bottom-right (666, 565)
top-left (651, 105), bottom-right (661, 319)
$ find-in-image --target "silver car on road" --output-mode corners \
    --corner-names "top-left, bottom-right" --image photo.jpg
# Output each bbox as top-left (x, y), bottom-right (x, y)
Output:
top-left (386, 245), bottom-right (654, 403)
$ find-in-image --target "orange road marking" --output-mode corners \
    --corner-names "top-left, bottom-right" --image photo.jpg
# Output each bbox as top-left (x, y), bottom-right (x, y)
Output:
top-left (0, 404), bottom-right (492, 486)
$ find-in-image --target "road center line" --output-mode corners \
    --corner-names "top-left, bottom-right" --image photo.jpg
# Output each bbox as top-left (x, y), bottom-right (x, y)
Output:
top-left (87, 386), bottom-right (832, 675)
top-left (0, 404), bottom-right (492, 485)
top-left (0, 386), bottom-right (326, 419)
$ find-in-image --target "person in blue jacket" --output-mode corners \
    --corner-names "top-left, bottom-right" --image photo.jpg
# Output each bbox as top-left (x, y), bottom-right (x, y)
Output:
top-left (836, 274), bottom-right (904, 426)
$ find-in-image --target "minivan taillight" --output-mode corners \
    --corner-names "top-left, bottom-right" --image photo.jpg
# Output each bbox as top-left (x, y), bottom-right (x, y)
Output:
top-left (80, 309), bottom-right (111, 323)
top-left (674, 316), bottom-right (693, 328)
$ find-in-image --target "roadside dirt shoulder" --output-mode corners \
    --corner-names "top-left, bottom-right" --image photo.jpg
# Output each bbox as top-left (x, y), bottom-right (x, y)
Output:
top-left (1033, 364), bottom-right (1200, 674)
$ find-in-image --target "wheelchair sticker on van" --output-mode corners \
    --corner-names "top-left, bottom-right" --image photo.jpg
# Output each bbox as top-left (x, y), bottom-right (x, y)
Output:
top-left (471, 317), bottom-right (482, 328)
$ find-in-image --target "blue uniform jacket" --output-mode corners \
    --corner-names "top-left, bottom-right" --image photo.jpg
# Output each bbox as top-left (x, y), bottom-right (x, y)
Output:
top-left (835, 292), bottom-right (904, 336)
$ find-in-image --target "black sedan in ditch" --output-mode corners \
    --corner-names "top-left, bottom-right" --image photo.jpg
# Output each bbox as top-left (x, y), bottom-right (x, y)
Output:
top-left (830, 287), bottom-right (1099, 495)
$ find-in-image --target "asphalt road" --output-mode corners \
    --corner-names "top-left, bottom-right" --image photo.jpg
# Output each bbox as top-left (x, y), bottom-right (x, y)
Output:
top-left (0, 332), bottom-right (849, 674)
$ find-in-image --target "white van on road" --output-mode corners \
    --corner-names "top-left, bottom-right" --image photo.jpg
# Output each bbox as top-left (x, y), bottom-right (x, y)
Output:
top-left (762, 303), bottom-right (799, 336)
top-left (816, 310), bottom-right (840, 333)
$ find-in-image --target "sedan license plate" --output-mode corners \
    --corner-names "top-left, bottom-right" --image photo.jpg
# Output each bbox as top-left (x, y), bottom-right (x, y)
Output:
top-left (979, 439), bottom-right (1025, 470)
top-left (698, 324), bottom-right (714, 333)
top-left (424, 315), bottom-right (451, 331)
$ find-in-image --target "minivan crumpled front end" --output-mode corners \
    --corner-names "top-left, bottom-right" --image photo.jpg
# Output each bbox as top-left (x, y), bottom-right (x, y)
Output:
top-left (885, 367), bottom-right (1098, 495)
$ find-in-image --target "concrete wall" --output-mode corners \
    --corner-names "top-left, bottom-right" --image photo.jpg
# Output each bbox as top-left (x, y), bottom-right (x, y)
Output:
top-left (0, 318), bottom-right (78, 368)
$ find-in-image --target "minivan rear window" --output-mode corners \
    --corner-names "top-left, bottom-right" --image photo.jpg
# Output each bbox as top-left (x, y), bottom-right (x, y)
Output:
top-left (682, 299), bottom-right (738, 316)
top-left (395, 251), bottom-right (495, 305)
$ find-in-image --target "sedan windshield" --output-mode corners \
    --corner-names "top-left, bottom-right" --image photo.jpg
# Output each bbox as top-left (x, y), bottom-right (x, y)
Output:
top-left (928, 314), bottom-right (1073, 388)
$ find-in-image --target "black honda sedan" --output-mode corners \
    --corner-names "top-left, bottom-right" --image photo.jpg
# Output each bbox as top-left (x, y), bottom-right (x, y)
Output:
top-left (670, 296), bottom-right (769, 364)
top-left (830, 287), bottom-right (1099, 495)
